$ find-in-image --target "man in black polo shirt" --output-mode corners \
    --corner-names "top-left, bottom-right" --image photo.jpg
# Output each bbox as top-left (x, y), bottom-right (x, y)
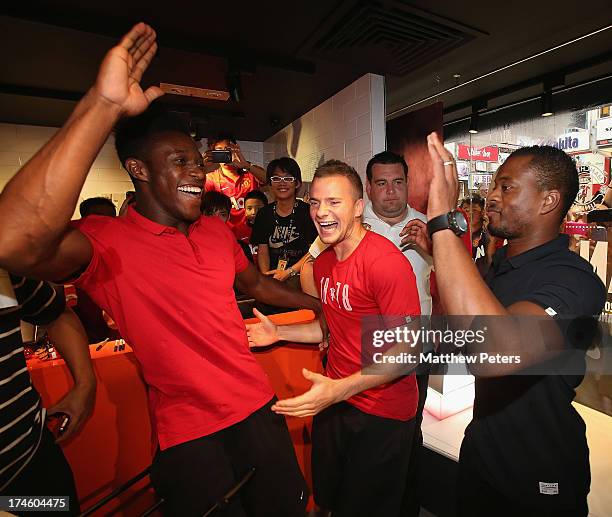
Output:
top-left (422, 133), bottom-right (605, 516)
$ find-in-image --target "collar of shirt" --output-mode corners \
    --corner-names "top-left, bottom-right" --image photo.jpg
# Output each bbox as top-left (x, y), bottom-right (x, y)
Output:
top-left (492, 234), bottom-right (570, 274)
top-left (363, 200), bottom-right (412, 226)
top-left (363, 201), bottom-right (425, 236)
top-left (126, 205), bottom-right (198, 236)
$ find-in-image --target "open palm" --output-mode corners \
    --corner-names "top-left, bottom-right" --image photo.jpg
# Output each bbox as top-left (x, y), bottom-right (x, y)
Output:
top-left (246, 308), bottom-right (280, 348)
top-left (94, 23), bottom-right (163, 117)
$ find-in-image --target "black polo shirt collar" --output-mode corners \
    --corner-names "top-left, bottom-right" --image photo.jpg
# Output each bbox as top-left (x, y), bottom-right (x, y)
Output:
top-left (491, 234), bottom-right (569, 274)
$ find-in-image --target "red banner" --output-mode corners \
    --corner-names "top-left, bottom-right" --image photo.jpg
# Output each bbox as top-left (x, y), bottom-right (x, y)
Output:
top-left (457, 144), bottom-right (499, 162)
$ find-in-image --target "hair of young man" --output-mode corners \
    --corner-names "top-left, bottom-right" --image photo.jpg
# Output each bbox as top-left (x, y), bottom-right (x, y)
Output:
top-left (365, 150), bottom-right (408, 182)
top-left (460, 193), bottom-right (485, 209)
top-left (207, 133), bottom-right (238, 148)
top-left (266, 157), bottom-right (303, 184)
top-left (509, 145), bottom-right (579, 221)
top-left (201, 191), bottom-right (232, 215)
top-left (79, 197), bottom-right (117, 217)
top-left (244, 190), bottom-right (269, 206)
top-left (114, 106), bottom-right (191, 174)
top-left (313, 160), bottom-right (363, 200)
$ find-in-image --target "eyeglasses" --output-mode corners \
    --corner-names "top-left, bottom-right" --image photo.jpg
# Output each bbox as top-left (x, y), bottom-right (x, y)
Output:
top-left (270, 176), bottom-right (296, 184)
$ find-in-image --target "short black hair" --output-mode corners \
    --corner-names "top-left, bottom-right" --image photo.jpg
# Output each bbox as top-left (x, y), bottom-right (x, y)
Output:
top-left (114, 106), bottom-right (191, 169)
top-left (313, 160), bottom-right (363, 199)
top-left (201, 191), bottom-right (231, 215)
top-left (510, 145), bottom-right (579, 220)
top-left (266, 157), bottom-right (302, 184)
top-left (460, 193), bottom-right (485, 209)
top-left (366, 151), bottom-right (408, 182)
top-left (245, 190), bottom-right (268, 205)
top-left (208, 133), bottom-right (237, 148)
top-left (79, 197), bottom-right (116, 217)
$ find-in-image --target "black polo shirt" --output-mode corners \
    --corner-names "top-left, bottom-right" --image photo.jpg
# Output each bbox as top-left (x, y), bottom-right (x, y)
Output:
top-left (462, 235), bottom-right (605, 507)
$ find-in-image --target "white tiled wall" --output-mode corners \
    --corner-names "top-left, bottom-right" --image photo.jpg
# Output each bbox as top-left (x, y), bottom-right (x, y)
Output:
top-left (0, 74), bottom-right (385, 212)
top-left (264, 74), bottom-right (386, 185)
top-left (0, 123), bottom-right (133, 218)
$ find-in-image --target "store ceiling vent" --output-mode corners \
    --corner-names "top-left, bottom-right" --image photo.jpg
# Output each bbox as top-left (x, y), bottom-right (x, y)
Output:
top-left (298, 0), bottom-right (487, 76)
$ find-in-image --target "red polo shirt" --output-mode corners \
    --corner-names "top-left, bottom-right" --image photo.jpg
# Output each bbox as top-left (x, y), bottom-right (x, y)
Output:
top-left (74, 207), bottom-right (274, 450)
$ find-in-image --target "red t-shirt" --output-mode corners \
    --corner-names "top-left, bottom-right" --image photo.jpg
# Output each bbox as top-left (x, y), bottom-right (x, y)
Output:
top-left (232, 221), bottom-right (253, 244)
top-left (205, 168), bottom-right (262, 227)
top-left (313, 231), bottom-right (420, 421)
top-left (74, 207), bottom-right (274, 450)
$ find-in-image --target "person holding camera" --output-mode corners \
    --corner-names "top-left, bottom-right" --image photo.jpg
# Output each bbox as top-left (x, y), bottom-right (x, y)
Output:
top-left (204, 136), bottom-right (267, 228)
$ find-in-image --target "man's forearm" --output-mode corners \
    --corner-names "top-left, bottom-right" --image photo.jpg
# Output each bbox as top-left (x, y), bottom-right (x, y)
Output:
top-left (257, 245), bottom-right (271, 273)
top-left (289, 253), bottom-right (310, 275)
top-left (249, 164), bottom-right (266, 184)
top-left (0, 90), bottom-right (121, 268)
top-left (277, 320), bottom-right (323, 343)
top-left (47, 307), bottom-right (96, 389)
top-left (250, 275), bottom-right (321, 313)
top-left (432, 230), bottom-right (507, 316)
top-left (334, 370), bottom-right (399, 402)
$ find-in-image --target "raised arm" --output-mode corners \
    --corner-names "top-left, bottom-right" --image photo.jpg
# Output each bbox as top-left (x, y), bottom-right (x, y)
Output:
top-left (236, 261), bottom-right (321, 315)
top-left (0, 23), bottom-right (162, 280)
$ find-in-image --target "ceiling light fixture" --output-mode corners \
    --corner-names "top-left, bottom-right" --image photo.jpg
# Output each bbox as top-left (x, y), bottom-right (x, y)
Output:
top-left (541, 89), bottom-right (554, 117)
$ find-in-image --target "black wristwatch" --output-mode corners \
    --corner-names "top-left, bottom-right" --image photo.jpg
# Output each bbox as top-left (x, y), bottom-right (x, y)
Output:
top-left (427, 210), bottom-right (468, 238)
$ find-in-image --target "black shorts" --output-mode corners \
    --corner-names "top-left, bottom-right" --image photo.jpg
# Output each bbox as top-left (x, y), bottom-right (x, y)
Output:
top-left (312, 402), bottom-right (415, 517)
top-left (150, 397), bottom-right (308, 517)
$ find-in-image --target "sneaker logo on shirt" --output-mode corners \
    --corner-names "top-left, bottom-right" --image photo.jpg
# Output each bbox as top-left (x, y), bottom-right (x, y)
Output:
top-left (539, 482), bottom-right (559, 495)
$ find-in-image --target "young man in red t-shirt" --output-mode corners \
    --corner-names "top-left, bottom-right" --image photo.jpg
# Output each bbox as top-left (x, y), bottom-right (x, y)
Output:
top-left (204, 136), bottom-right (266, 227)
top-left (248, 160), bottom-right (422, 516)
top-left (0, 24), bottom-right (321, 516)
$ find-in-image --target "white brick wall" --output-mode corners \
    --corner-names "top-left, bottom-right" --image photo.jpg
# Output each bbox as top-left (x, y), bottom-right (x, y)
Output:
top-left (264, 73), bottom-right (386, 186)
top-left (0, 74), bottom-right (385, 214)
top-left (0, 123), bottom-right (132, 218)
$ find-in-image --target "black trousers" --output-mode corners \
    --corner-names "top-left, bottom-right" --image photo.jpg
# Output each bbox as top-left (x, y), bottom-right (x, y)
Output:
top-left (150, 397), bottom-right (308, 517)
top-left (457, 439), bottom-right (588, 517)
top-left (2, 427), bottom-right (80, 516)
top-left (312, 402), bottom-right (415, 517)
top-left (400, 372), bottom-right (429, 517)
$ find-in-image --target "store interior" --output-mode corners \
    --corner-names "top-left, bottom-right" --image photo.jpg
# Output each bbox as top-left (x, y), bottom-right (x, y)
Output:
top-left (1, 2), bottom-right (612, 516)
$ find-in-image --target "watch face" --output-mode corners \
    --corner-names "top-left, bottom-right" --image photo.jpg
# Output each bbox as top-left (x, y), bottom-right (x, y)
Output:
top-left (453, 210), bottom-right (469, 233)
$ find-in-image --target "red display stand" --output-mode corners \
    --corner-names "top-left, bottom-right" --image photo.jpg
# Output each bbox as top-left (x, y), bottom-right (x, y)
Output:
top-left (29, 310), bottom-right (322, 515)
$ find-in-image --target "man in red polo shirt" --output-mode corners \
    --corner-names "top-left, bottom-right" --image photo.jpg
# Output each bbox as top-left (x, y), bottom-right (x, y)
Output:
top-left (248, 160), bottom-right (421, 516)
top-left (0, 24), bottom-right (319, 516)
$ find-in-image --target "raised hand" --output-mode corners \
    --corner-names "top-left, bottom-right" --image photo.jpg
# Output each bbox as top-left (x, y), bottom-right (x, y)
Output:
top-left (426, 132), bottom-right (459, 220)
top-left (93, 22), bottom-right (164, 117)
top-left (246, 308), bottom-right (280, 348)
top-left (399, 219), bottom-right (432, 255)
top-left (229, 143), bottom-right (250, 170)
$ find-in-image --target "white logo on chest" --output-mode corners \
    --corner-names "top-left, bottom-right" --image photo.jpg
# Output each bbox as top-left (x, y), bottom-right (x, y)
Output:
top-left (320, 277), bottom-right (352, 311)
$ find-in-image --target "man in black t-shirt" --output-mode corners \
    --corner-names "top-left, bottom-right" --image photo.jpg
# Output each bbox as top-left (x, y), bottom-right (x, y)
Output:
top-left (251, 157), bottom-right (317, 285)
top-left (422, 135), bottom-right (605, 517)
